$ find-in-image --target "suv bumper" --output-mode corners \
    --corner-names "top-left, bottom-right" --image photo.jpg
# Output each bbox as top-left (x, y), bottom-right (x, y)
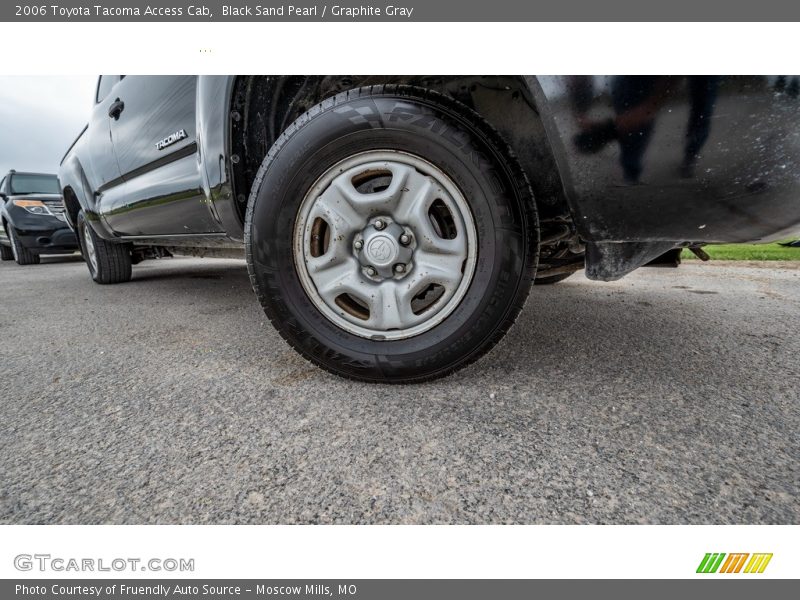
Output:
top-left (8, 211), bottom-right (79, 254)
top-left (14, 226), bottom-right (78, 254)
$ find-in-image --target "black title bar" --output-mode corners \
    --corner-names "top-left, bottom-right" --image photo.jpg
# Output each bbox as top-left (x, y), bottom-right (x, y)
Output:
top-left (4, 579), bottom-right (799, 599)
top-left (4, 1), bottom-right (800, 22)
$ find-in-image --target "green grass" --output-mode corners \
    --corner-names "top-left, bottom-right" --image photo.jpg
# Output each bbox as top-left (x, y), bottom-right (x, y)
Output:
top-left (682, 240), bottom-right (800, 261)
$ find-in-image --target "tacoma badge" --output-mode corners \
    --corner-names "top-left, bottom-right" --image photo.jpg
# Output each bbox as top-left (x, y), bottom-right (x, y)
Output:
top-left (155, 129), bottom-right (187, 150)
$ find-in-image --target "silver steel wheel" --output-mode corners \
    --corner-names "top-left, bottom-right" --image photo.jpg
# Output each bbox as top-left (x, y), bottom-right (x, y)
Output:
top-left (82, 221), bottom-right (98, 274)
top-left (294, 150), bottom-right (478, 340)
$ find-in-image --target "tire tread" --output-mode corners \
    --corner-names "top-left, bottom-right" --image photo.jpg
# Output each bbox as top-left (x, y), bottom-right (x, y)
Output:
top-left (78, 212), bottom-right (132, 284)
top-left (9, 228), bottom-right (39, 265)
top-left (0, 243), bottom-right (13, 261)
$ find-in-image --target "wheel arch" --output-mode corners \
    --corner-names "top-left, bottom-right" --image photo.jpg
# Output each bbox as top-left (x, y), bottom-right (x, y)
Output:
top-left (61, 185), bottom-right (82, 230)
top-left (227, 76), bottom-right (576, 241)
top-left (58, 148), bottom-right (103, 235)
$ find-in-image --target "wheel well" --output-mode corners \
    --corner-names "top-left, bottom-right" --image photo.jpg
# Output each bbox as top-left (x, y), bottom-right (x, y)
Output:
top-left (62, 186), bottom-right (82, 228)
top-left (228, 76), bottom-right (574, 233)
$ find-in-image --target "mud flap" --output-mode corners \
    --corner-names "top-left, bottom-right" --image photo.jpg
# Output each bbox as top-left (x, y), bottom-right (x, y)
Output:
top-left (585, 241), bottom-right (680, 281)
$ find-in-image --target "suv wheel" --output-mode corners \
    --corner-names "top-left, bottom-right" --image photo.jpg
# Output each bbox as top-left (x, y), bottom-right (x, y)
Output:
top-left (246, 85), bottom-right (539, 383)
top-left (8, 226), bottom-right (39, 265)
top-left (77, 211), bottom-right (132, 284)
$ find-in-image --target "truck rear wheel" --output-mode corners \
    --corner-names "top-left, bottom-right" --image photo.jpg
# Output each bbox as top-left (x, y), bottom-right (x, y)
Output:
top-left (245, 85), bottom-right (538, 383)
top-left (77, 211), bottom-right (132, 284)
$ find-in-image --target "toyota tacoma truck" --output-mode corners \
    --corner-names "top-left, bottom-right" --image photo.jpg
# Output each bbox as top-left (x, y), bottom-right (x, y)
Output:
top-left (58, 76), bottom-right (800, 382)
top-left (0, 170), bottom-right (78, 265)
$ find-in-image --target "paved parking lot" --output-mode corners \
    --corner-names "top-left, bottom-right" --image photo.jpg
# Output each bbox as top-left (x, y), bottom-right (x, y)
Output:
top-left (0, 255), bottom-right (798, 524)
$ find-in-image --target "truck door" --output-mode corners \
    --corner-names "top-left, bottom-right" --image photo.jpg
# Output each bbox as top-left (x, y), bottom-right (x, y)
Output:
top-left (85, 76), bottom-right (124, 193)
top-left (99, 75), bottom-right (222, 236)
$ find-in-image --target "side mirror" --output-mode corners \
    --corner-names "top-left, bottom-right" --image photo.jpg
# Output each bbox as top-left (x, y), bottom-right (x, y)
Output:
top-left (0, 192), bottom-right (7, 202)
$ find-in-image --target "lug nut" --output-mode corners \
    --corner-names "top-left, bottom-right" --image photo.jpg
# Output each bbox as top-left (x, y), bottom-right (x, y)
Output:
top-left (399, 234), bottom-right (411, 245)
top-left (374, 219), bottom-right (385, 230)
top-left (394, 263), bottom-right (406, 274)
top-left (366, 266), bottom-right (377, 276)
top-left (354, 240), bottom-right (364, 250)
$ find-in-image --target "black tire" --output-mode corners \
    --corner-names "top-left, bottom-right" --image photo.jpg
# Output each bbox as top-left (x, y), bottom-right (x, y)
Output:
top-left (0, 242), bottom-right (13, 261)
top-left (246, 85), bottom-right (538, 383)
top-left (8, 227), bottom-right (39, 265)
top-left (535, 272), bottom-right (575, 285)
top-left (77, 211), bottom-right (132, 284)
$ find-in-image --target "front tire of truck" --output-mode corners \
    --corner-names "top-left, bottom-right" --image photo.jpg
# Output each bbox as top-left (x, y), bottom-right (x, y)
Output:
top-left (245, 85), bottom-right (538, 383)
top-left (77, 211), bottom-right (132, 284)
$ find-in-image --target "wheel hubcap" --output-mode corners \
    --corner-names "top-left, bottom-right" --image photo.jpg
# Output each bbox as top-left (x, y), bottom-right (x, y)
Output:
top-left (355, 218), bottom-right (413, 280)
top-left (294, 150), bottom-right (477, 340)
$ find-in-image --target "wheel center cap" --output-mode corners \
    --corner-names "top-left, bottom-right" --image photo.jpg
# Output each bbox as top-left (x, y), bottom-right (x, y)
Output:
top-left (365, 235), bottom-right (398, 266)
top-left (355, 218), bottom-right (414, 280)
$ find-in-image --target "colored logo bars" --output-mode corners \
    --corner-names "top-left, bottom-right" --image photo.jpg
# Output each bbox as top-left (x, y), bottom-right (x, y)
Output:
top-left (696, 553), bottom-right (773, 574)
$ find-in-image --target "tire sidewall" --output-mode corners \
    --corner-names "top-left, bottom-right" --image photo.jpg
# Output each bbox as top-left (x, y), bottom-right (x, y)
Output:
top-left (9, 227), bottom-right (19, 262)
top-left (77, 212), bottom-right (101, 281)
top-left (248, 93), bottom-right (532, 380)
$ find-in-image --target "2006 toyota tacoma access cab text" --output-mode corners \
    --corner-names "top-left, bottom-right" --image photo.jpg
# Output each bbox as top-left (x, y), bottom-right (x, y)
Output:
top-left (58, 76), bottom-right (800, 382)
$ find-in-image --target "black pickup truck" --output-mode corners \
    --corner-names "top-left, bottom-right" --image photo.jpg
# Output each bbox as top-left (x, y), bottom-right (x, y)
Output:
top-left (58, 76), bottom-right (800, 382)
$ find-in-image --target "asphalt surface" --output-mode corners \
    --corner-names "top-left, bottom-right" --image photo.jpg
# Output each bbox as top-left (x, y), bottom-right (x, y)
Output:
top-left (0, 255), bottom-right (798, 524)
